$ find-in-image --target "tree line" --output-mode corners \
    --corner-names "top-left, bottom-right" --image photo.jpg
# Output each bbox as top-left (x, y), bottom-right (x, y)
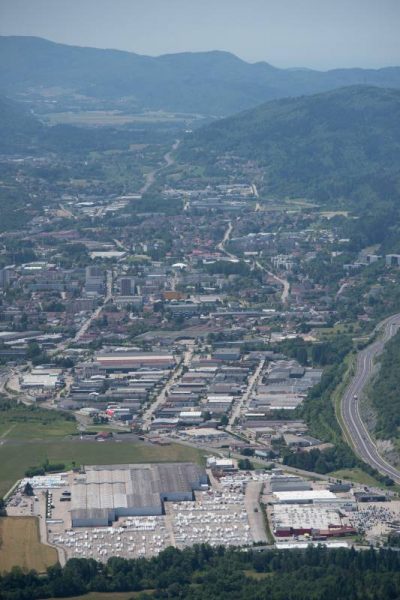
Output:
top-left (2, 544), bottom-right (400, 599)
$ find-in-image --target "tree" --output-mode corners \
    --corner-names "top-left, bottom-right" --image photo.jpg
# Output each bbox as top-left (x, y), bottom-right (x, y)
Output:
top-left (23, 482), bottom-right (34, 496)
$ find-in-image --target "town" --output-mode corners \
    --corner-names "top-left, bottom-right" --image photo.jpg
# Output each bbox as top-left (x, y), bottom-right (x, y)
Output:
top-left (2, 137), bottom-right (400, 570)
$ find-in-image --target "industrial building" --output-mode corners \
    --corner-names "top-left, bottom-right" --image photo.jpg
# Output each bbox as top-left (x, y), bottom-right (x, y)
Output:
top-left (95, 351), bottom-right (175, 371)
top-left (71, 463), bottom-right (208, 527)
top-left (270, 474), bottom-right (312, 493)
top-left (272, 504), bottom-right (356, 538)
top-left (272, 490), bottom-right (338, 504)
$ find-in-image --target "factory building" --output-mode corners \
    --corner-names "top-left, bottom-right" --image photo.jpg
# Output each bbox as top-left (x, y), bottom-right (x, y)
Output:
top-left (71, 463), bottom-right (208, 527)
top-left (270, 475), bottom-right (312, 493)
top-left (85, 266), bottom-right (105, 296)
top-left (272, 490), bottom-right (338, 504)
top-left (95, 351), bottom-right (175, 371)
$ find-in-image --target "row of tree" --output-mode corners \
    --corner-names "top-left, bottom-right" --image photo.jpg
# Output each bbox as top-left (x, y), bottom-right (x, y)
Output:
top-left (2, 544), bottom-right (400, 599)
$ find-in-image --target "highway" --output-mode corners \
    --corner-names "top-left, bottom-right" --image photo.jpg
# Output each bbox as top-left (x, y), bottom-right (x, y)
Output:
top-left (341, 313), bottom-right (400, 483)
top-left (140, 139), bottom-right (180, 194)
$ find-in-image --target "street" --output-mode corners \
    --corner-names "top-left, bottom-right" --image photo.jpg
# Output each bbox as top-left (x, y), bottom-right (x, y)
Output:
top-left (341, 313), bottom-right (400, 483)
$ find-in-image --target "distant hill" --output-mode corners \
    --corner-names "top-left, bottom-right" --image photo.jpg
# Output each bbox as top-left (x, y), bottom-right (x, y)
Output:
top-left (1, 36), bottom-right (400, 116)
top-left (0, 94), bottom-right (42, 152)
top-left (179, 85), bottom-right (400, 206)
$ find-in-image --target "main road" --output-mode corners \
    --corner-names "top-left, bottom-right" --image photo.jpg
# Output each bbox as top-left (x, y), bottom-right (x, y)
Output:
top-left (341, 313), bottom-right (400, 483)
top-left (140, 139), bottom-right (180, 194)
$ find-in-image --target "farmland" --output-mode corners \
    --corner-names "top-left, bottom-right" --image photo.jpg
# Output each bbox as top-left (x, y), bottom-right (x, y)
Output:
top-left (0, 438), bottom-right (205, 497)
top-left (0, 517), bottom-right (57, 573)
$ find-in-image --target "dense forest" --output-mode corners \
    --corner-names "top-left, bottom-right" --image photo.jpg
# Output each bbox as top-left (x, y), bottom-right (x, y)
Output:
top-left (369, 329), bottom-right (400, 440)
top-left (2, 544), bottom-right (400, 600)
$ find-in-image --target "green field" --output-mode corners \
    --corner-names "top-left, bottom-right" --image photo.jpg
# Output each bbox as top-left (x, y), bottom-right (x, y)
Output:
top-left (330, 468), bottom-right (386, 488)
top-left (0, 440), bottom-right (205, 497)
top-left (43, 110), bottom-right (191, 126)
top-left (0, 419), bottom-right (76, 439)
top-left (0, 405), bottom-right (76, 440)
top-left (53, 593), bottom-right (152, 600)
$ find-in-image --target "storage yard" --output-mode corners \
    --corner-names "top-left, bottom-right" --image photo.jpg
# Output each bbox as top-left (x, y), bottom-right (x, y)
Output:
top-left (166, 489), bottom-right (253, 549)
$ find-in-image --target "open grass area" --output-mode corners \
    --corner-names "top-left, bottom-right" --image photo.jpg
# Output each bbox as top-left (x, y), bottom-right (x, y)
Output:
top-left (43, 110), bottom-right (190, 126)
top-left (0, 419), bottom-right (77, 439)
top-left (243, 570), bottom-right (273, 580)
top-left (0, 516), bottom-right (57, 573)
top-left (52, 593), bottom-right (152, 600)
top-left (0, 440), bottom-right (206, 497)
top-left (330, 468), bottom-right (385, 488)
top-left (0, 405), bottom-right (77, 440)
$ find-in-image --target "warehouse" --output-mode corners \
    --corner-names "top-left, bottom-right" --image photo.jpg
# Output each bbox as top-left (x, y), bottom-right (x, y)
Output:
top-left (96, 351), bottom-right (175, 371)
top-left (71, 463), bottom-right (208, 527)
top-left (270, 475), bottom-right (312, 493)
top-left (272, 490), bottom-right (338, 504)
top-left (272, 504), bottom-right (354, 537)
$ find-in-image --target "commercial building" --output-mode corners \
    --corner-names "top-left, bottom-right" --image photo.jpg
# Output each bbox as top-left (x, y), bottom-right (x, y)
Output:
top-left (272, 490), bottom-right (338, 505)
top-left (71, 463), bottom-right (208, 527)
top-left (272, 504), bottom-right (356, 538)
top-left (119, 277), bottom-right (135, 296)
top-left (270, 475), bottom-right (312, 493)
top-left (85, 266), bottom-right (105, 296)
top-left (21, 368), bottom-right (63, 390)
top-left (0, 267), bottom-right (11, 289)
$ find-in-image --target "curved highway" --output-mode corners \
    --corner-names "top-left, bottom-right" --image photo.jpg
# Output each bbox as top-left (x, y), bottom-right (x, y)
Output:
top-left (341, 313), bottom-right (400, 483)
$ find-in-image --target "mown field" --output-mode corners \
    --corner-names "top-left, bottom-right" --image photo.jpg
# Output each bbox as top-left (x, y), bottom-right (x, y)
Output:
top-left (0, 516), bottom-right (57, 573)
top-left (0, 440), bottom-right (205, 498)
top-left (330, 468), bottom-right (386, 488)
top-left (0, 401), bottom-right (206, 497)
top-left (54, 593), bottom-right (150, 600)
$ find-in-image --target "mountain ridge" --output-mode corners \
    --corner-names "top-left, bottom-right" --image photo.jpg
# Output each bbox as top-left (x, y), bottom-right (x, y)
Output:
top-left (1, 36), bottom-right (400, 115)
top-left (178, 85), bottom-right (400, 207)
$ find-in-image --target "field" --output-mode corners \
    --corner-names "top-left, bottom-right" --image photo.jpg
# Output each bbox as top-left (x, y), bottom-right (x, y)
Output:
top-left (330, 468), bottom-right (386, 488)
top-left (0, 516), bottom-right (57, 573)
top-left (0, 418), bottom-right (76, 439)
top-left (0, 439), bottom-right (206, 497)
top-left (53, 593), bottom-right (151, 600)
top-left (0, 404), bottom-right (77, 440)
top-left (43, 110), bottom-right (191, 126)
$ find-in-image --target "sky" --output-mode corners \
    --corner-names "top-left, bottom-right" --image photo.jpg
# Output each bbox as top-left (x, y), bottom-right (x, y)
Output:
top-left (0, 0), bottom-right (399, 70)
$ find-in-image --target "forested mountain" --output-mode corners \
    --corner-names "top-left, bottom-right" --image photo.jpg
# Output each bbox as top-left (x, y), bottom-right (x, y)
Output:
top-left (180, 85), bottom-right (400, 207)
top-left (1, 36), bottom-right (400, 115)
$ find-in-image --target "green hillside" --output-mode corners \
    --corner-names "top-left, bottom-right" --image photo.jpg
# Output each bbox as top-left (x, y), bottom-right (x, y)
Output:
top-left (180, 85), bottom-right (400, 207)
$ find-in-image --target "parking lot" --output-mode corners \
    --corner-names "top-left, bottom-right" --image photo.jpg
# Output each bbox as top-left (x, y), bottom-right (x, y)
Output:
top-left (165, 489), bottom-right (253, 549)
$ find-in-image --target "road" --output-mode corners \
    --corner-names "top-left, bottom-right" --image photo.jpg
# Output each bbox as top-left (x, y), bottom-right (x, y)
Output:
top-left (341, 313), bottom-right (400, 483)
top-left (254, 260), bottom-right (290, 305)
top-left (269, 270), bottom-right (290, 304)
top-left (74, 269), bottom-right (113, 342)
top-left (244, 481), bottom-right (268, 543)
top-left (216, 220), bottom-right (236, 259)
top-left (227, 358), bottom-right (266, 430)
top-left (141, 344), bottom-right (194, 430)
top-left (140, 139), bottom-right (180, 194)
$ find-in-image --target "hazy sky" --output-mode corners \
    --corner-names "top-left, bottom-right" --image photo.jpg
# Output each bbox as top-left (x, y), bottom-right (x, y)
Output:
top-left (1, 0), bottom-right (399, 70)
